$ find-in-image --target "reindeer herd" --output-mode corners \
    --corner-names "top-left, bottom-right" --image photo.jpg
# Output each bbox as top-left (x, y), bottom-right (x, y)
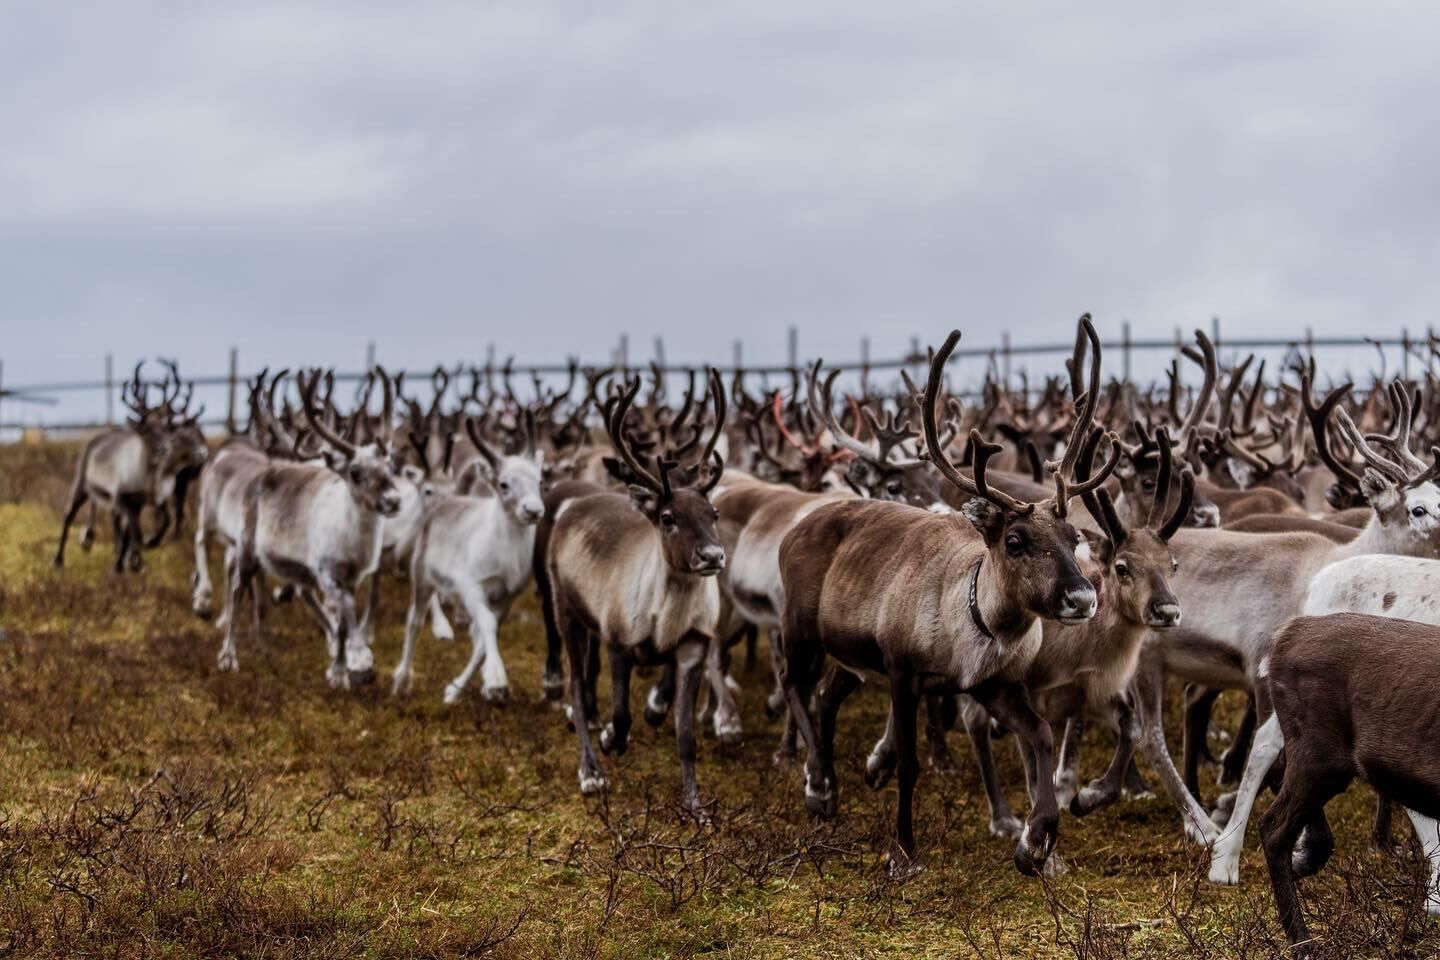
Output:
top-left (46, 321), bottom-right (1440, 954)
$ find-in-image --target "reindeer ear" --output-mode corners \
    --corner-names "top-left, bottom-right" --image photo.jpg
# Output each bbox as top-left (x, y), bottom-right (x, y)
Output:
top-left (323, 448), bottom-right (348, 473)
top-left (627, 485), bottom-right (659, 515)
top-left (1080, 528), bottom-right (1113, 566)
top-left (1360, 468), bottom-right (1400, 519)
top-left (960, 498), bottom-right (1006, 543)
top-left (602, 456), bottom-right (628, 484)
top-left (845, 458), bottom-right (882, 492)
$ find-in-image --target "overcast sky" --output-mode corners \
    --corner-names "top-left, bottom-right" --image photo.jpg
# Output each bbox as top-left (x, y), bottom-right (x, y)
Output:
top-left (3, 2), bottom-right (1438, 424)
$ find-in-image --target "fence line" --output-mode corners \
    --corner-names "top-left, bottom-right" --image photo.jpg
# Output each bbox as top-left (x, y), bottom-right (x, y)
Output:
top-left (3, 325), bottom-right (1437, 437)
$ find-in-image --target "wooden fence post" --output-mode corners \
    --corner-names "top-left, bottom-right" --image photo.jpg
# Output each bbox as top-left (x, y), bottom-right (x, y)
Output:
top-left (105, 353), bottom-right (114, 425)
top-left (225, 347), bottom-right (239, 433)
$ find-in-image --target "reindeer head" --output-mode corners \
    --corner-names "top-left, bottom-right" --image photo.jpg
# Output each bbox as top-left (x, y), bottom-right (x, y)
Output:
top-left (608, 371), bottom-right (727, 577)
top-left (922, 319), bottom-right (1120, 625)
top-left (299, 368), bottom-right (403, 518)
top-left (807, 363), bottom-right (945, 509)
top-left (461, 412), bottom-right (546, 525)
top-left (1082, 427), bottom-right (1193, 629)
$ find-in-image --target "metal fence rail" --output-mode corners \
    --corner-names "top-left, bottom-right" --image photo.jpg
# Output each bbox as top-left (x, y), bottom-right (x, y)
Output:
top-left (3, 323), bottom-right (1436, 438)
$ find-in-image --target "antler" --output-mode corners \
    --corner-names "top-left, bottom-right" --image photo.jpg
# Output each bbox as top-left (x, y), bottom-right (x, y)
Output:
top-left (1176, 330), bottom-right (1218, 445)
top-left (1300, 371), bottom-right (1361, 490)
top-left (809, 361), bottom-right (923, 468)
top-left (1046, 315), bottom-right (1122, 517)
top-left (921, 330), bottom-right (1035, 515)
top-left (604, 378), bottom-right (666, 493)
top-left (300, 369), bottom-right (356, 456)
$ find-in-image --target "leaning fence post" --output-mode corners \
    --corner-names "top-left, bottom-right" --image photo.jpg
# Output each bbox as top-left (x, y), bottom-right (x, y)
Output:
top-left (365, 341), bottom-right (376, 372)
top-left (105, 353), bottom-right (115, 425)
top-left (787, 326), bottom-right (798, 369)
top-left (225, 347), bottom-right (239, 434)
top-left (1403, 327), bottom-right (1411, 381)
top-left (1211, 315), bottom-right (1221, 351)
top-left (1001, 332), bottom-right (1011, 388)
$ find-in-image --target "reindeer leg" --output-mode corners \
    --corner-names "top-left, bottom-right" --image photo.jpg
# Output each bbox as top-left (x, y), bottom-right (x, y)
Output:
top-left (1210, 713), bottom-right (1284, 886)
top-left (1131, 660), bottom-right (1221, 846)
top-left (780, 630), bottom-right (830, 815)
top-left (1053, 713), bottom-right (1087, 809)
top-left (562, 616), bottom-right (605, 795)
top-left (445, 593), bottom-right (497, 705)
top-left (144, 502), bottom-right (171, 549)
top-left (970, 679), bottom-right (1058, 877)
top-left (810, 662), bottom-right (861, 806)
top-left (1404, 809), bottom-right (1440, 916)
top-left (478, 599), bottom-right (512, 703)
top-left (1372, 794), bottom-right (1396, 851)
top-left (191, 520), bottom-right (214, 618)
top-left (887, 668), bottom-right (925, 879)
top-left (427, 594), bottom-right (455, 643)
top-left (55, 487), bottom-right (88, 567)
top-left (1182, 684), bottom-right (1223, 794)
top-left (217, 542), bottom-right (255, 673)
top-left (865, 710), bottom-right (899, 791)
top-left (80, 501), bottom-right (97, 551)
top-left (1071, 697), bottom-right (1140, 817)
top-left (392, 581), bottom-right (432, 697)
top-left (925, 694), bottom-right (959, 774)
top-left (644, 661), bottom-right (676, 727)
top-left (599, 645), bottom-right (633, 756)
top-left (673, 633), bottom-right (708, 817)
top-left (705, 629), bottom-right (743, 746)
top-left (536, 562), bottom-right (565, 700)
top-left (961, 695), bottom-right (1022, 839)
top-left (1218, 693), bottom-right (1258, 788)
top-left (1259, 759), bottom-right (1349, 950)
top-left (743, 622), bottom-right (759, 674)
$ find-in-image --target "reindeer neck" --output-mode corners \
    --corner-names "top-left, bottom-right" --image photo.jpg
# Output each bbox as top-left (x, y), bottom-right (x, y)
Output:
top-left (972, 556), bottom-right (1037, 644)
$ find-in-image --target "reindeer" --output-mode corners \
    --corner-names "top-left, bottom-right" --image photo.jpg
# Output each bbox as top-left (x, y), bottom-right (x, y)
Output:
top-left (216, 368), bottom-right (402, 687)
top-left (962, 428), bottom-right (1194, 839)
top-left (1120, 375), bottom-right (1440, 849)
top-left (1208, 553), bottom-right (1440, 901)
top-left (55, 362), bottom-right (208, 572)
top-left (1257, 613), bottom-right (1440, 953)
top-left (543, 371), bottom-right (727, 813)
top-left (777, 319), bottom-right (1116, 878)
top-left (391, 414), bottom-right (545, 703)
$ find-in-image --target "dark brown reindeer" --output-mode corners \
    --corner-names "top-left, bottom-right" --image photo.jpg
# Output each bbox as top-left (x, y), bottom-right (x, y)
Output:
top-left (1258, 613), bottom-right (1440, 954)
top-left (55, 361), bottom-right (208, 573)
top-left (777, 319), bottom-right (1117, 878)
top-left (543, 372), bottom-right (728, 813)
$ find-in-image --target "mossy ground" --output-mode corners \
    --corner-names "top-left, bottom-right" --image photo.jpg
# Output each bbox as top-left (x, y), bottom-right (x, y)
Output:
top-left (0, 442), bottom-right (1434, 958)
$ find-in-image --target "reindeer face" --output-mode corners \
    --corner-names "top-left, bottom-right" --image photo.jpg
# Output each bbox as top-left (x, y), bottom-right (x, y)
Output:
top-left (1388, 479), bottom-right (1440, 543)
top-left (494, 453), bottom-right (546, 524)
top-left (962, 501), bottom-right (1096, 625)
top-left (171, 424), bottom-right (210, 470)
top-left (1094, 528), bottom-right (1181, 628)
top-left (330, 444), bottom-right (402, 517)
top-left (629, 486), bottom-right (725, 576)
top-left (846, 459), bottom-right (944, 511)
top-left (1117, 461), bottom-right (1219, 528)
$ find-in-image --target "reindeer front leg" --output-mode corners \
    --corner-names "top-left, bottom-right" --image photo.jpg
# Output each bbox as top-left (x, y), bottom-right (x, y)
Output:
top-left (144, 502), bottom-right (171, 549)
top-left (1070, 695), bottom-right (1140, 817)
top-left (971, 678), bottom-right (1058, 877)
top-left (960, 696), bottom-right (1022, 839)
top-left (672, 633), bottom-right (708, 816)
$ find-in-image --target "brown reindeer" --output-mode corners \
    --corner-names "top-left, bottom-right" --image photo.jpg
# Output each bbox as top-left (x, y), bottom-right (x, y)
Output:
top-left (777, 319), bottom-right (1117, 878)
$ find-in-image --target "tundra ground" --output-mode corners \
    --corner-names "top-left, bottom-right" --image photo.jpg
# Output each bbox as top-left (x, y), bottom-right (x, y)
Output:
top-left (0, 442), bottom-right (1435, 958)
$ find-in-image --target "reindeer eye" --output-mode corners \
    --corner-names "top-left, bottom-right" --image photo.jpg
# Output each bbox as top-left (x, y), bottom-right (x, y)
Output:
top-left (1172, 559), bottom-right (1180, 573)
top-left (1115, 561), bottom-right (1130, 579)
top-left (500, 481), bottom-right (511, 493)
top-left (1142, 478), bottom-right (1155, 490)
top-left (1004, 534), bottom-right (1024, 556)
top-left (660, 512), bottom-right (677, 528)
top-left (349, 466), bottom-right (362, 482)
top-left (1413, 506), bottom-right (1427, 518)
top-left (886, 481), bottom-right (902, 496)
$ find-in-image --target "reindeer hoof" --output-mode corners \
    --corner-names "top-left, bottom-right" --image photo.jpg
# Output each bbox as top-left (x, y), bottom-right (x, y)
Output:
top-left (865, 748), bottom-right (897, 791)
top-left (391, 672), bottom-right (412, 697)
top-left (886, 846), bottom-right (926, 881)
top-left (127, 552), bottom-right (143, 573)
top-left (578, 770), bottom-right (608, 796)
top-left (803, 771), bottom-right (837, 819)
top-left (80, 528), bottom-right (95, 550)
top-left (1208, 852), bottom-right (1240, 886)
top-left (989, 816), bottom-right (1024, 840)
top-left (442, 682), bottom-right (465, 705)
top-left (327, 665), bottom-right (346, 688)
top-left (599, 724), bottom-right (628, 756)
top-left (348, 668), bottom-right (376, 688)
top-left (481, 685), bottom-right (509, 704)
top-left (643, 703), bottom-right (669, 727)
top-left (542, 671), bottom-right (565, 701)
top-left (216, 651), bottom-right (238, 672)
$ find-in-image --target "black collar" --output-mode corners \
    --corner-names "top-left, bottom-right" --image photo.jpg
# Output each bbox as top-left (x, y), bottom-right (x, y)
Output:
top-left (969, 558), bottom-right (994, 640)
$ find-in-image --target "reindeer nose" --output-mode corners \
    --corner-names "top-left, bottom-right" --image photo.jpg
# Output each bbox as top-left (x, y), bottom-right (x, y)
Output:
top-left (519, 499), bottom-right (545, 523)
top-left (694, 544), bottom-right (726, 574)
top-left (379, 491), bottom-right (403, 516)
top-left (1148, 601), bottom-right (1182, 627)
top-left (1191, 502), bottom-right (1221, 528)
top-left (1058, 583), bottom-right (1097, 623)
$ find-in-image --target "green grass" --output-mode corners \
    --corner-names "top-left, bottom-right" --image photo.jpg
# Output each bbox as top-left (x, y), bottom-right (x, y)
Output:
top-left (0, 442), bottom-right (1435, 958)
